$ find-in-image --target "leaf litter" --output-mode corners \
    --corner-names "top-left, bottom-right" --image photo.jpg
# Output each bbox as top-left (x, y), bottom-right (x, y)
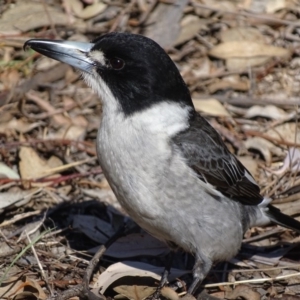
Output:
top-left (1, 0), bottom-right (300, 299)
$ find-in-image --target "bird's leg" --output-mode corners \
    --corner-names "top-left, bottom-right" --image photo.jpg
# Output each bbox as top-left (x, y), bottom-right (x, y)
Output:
top-left (151, 251), bottom-right (175, 299)
top-left (160, 251), bottom-right (175, 288)
top-left (188, 255), bottom-right (212, 295)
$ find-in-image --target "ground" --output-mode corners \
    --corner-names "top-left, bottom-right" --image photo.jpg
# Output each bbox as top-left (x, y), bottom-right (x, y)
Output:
top-left (1, 0), bottom-right (300, 299)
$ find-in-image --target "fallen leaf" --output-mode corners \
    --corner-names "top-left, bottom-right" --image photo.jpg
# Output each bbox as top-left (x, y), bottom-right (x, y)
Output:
top-left (0, 163), bottom-right (20, 179)
top-left (19, 146), bottom-right (63, 180)
top-left (0, 188), bottom-right (39, 212)
top-left (266, 0), bottom-right (289, 13)
top-left (220, 27), bottom-right (265, 43)
top-left (174, 15), bottom-right (207, 46)
top-left (144, 0), bottom-right (189, 49)
top-left (0, 276), bottom-right (46, 300)
top-left (225, 285), bottom-right (261, 300)
top-left (93, 261), bottom-right (189, 294)
top-left (114, 285), bottom-right (156, 300)
top-left (244, 137), bottom-right (284, 164)
top-left (218, 27), bottom-right (271, 70)
top-left (201, 0), bottom-right (238, 12)
top-left (209, 41), bottom-right (290, 58)
top-left (0, 118), bottom-right (44, 134)
top-left (266, 123), bottom-right (300, 144)
top-left (0, 2), bottom-right (68, 34)
top-left (207, 75), bottom-right (249, 93)
top-left (245, 105), bottom-right (294, 120)
top-left (190, 57), bottom-right (214, 78)
top-left (68, 0), bottom-right (107, 19)
top-left (160, 286), bottom-right (180, 300)
top-left (51, 124), bottom-right (87, 140)
top-left (192, 98), bottom-right (231, 117)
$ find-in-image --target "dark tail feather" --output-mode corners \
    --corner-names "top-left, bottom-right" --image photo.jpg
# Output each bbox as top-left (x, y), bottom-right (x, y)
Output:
top-left (266, 205), bottom-right (300, 233)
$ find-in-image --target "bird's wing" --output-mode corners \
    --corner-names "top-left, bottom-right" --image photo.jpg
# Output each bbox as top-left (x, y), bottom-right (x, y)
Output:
top-left (172, 113), bottom-right (263, 205)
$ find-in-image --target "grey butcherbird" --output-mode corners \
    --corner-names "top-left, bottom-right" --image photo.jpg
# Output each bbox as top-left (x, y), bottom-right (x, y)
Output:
top-left (24, 33), bottom-right (300, 295)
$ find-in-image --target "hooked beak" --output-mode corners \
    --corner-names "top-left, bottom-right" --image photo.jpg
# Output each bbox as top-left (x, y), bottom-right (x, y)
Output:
top-left (24, 39), bottom-right (95, 73)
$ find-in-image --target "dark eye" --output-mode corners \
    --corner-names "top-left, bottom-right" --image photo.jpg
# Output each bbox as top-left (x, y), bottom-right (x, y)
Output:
top-left (109, 58), bottom-right (124, 70)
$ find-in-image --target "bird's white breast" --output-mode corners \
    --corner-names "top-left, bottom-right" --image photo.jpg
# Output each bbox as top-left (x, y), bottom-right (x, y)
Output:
top-left (97, 98), bottom-right (191, 219)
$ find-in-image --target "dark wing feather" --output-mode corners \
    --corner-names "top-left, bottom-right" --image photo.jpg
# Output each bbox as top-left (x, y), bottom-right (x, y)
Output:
top-left (172, 112), bottom-right (263, 205)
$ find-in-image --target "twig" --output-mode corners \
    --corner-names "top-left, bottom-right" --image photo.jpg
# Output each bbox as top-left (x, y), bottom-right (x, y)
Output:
top-left (203, 271), bottom-right (300, 288)
top-left (54, 223), bottom-right (127, 300)
top-left (243, 227), bottom-right (286, 243)
top-left (0, 210), bottom-right (43, 228)
top-left (26, 231), bottom-right (54, 297)
top-left (82, 224), bottom-right (127, 300)
top-left (0, 168), bottom-right (102, 186)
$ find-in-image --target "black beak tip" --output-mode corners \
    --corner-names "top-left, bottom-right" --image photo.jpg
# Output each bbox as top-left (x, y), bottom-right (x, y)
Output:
top-left (23, 39), bottom-right (34, 51)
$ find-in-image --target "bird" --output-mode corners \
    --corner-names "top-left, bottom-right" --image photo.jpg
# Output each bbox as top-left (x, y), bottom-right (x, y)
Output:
top-left (24, 32), bottom-right (300, 296)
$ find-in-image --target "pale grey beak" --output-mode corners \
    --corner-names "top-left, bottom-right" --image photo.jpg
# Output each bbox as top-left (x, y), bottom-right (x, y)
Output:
top-left (24, 39), bottom-right (95, 73)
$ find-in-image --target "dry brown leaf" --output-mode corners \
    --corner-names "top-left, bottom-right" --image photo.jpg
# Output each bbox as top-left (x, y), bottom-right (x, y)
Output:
top-left (207, 76), bottom-right (249, 93)
top-left (19, 146), bottom-right (63, 180)
top-left (0, 276), bottom-right (46, 300)
top-left (245, 105), bottom-right (294, 120)
top-left (190, 57), bottom-right (214, 78)
top-left (201, 0), bottom-right (238, 12)
top-left (51, 124), bottom-right (87, 140)
top-left (244, 137), bottom-right (284, 164)
top-left (0, 162), bottom-right (20, 179)
top-left (93, 261), bottom-right (189, 294)
top-left (144, 0), bottom-right (189, 49)
top-left (0, 118), bottom-right (44, 134)
top-left (0, 2), bottom-right (68, 34)
top-left (114, 285), bottom-right (156, 300)
top-left (0, 188), bottom-right (38, 212)
top-left (174, 15), bottom-right (207, 46)
top-left (68, 0), bottom-right (107, 19)
top-left (266, 0), bottom-right (290, 13)
top-left (226, 57), bottom-right (269, 70)
top-left (160, 286), bottom-right (180, 300)
top-left (225, 285), bottom-right (261, 300)
top-left (192, 98), bottom-right (231, 117)
top-left (209, 41), bottom-right (290, 59)
top-left (266, 123), bottom-right (300, 144)
top-left (218, 27), bottom-right (270, 70)
top-left (220, 27), bottom-right (265, 43)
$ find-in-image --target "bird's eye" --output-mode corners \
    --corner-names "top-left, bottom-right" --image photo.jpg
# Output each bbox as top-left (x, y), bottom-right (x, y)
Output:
top-left (109, 58), bottom-right (124, 70)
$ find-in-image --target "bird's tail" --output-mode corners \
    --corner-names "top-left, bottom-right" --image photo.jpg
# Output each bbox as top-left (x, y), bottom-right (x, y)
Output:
top-left (266, 205), bottom-right (300, 233)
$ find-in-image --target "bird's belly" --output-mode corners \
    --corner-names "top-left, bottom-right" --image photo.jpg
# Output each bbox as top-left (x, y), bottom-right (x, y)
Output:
top-left (97, 127), bottom-right (245, 262)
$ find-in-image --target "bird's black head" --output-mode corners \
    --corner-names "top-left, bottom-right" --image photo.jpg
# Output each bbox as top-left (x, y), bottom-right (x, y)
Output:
top-left (24, 32), bottom-right (194, 116)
